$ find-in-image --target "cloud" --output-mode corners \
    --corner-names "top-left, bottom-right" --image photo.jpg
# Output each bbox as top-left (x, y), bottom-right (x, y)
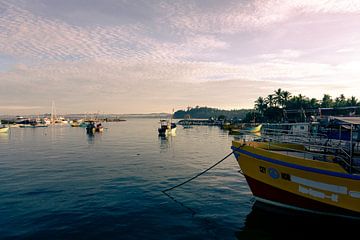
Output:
top-left (162, 0), bottom-right (360, 34)
top-left (0, 105), bottom-right (42, 110)
top-left (1, 0), bottom-right (360, 114)
top-left (259, 49), bottom-right (304, 60)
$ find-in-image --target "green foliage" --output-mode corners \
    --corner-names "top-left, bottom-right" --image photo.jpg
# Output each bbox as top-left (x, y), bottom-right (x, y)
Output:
top-left (254, 89), bottom-right (359, 122)
top-left (263, 107), bottom-right (283, 123)
top-left (243, 111), bottom-right (264, 123)
top-left (173, 106), bottom-right (251, 120)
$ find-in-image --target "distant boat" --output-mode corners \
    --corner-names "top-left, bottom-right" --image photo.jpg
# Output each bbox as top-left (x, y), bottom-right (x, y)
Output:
top-left (158, 120), bottom-right (176, 136)
top-left (229, 124), bottom-right (262, 135)
top-left (19, 123), bottom-right (48, 128)
top-left (70, 120), bottom-right (82, 127)
top-left (246, 124), bottom-right (262, 133)
top-left (86, 121), bottom-right (103, 134)
top-left (182, 114), bottom-right (193, 129)
top-left (158, 110), bottom-right (177, 136)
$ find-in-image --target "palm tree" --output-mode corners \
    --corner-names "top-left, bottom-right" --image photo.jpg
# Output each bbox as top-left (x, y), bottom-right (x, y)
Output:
top-left (309, 98), bottom-right (319, 108)
top-left (321, 94), bottom-right (333, 108)
top-left (254, 97), bottom-right (267, 115)
top-left (281, 90), bottom-right (291, 107)
top-left (266, 94), bottom-right (275, 108)
top-left (274, 88), bottom-right (283, 107)
top-left (347, 96), bottom-right (358, 106)
top-left (338, 94), bottom-right (346, 107)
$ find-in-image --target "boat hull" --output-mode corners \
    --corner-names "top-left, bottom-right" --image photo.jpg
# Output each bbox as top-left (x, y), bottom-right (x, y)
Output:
top-left (246, 124), bottom-right (262, 133)
top-left (232, 142), bottom-right (360, 218)
top-left (245, 175), bottom-right (360, 218)
top-left (158, 127), bottom-right (176, 136)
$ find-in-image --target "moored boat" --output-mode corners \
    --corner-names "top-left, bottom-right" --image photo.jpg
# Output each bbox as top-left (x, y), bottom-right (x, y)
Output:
top-left (246, 124), bottom-right (262, 133)
top-left (86, 121), bottom-right (103, 134)
top-left (158, 120), bottom-right (176, 136)
top-left (231, 118), bottom-right (360, 219)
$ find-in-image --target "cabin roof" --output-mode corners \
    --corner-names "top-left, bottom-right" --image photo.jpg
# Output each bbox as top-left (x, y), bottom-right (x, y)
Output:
top-left (332, 117), bottom-right (360, 125)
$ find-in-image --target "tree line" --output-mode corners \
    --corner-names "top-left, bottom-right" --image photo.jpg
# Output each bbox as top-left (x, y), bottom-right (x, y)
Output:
top-left (173, 106), bottom-right (251, 120)
top-left (173, 90), bottom-right (359, 123)
top-left (245, 88), bottom-right (360, 123)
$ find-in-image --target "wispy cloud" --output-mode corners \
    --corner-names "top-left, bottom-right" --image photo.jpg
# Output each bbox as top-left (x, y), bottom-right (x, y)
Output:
top-left (1, 0), bottom-right (360, 114)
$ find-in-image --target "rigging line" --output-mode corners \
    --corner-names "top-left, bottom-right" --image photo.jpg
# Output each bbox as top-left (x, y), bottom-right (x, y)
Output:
top-left (162, 191), bottom-right (197, 216)
top-left (162, 151), bottom-right (234, 193)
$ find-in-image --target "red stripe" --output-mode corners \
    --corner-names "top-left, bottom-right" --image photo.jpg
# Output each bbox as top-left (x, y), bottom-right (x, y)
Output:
top-left (245, 175), bottom-right (360, 218)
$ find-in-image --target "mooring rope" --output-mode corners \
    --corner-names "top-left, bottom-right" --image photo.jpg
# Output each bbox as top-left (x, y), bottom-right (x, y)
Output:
top-left (162, 151), bottom-right (234, 193)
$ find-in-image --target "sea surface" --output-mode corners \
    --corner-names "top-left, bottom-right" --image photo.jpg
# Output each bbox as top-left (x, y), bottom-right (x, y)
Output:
top-left (0, 119), bottom-right (357, 239)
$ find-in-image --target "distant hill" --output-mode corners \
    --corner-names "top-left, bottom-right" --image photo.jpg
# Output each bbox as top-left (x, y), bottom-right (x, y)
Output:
top-left (173, 107), bottom-right (251, 119)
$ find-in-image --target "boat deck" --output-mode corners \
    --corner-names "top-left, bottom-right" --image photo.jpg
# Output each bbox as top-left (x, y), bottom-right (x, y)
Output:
top-left (268, 148), bottom-right (360, 173)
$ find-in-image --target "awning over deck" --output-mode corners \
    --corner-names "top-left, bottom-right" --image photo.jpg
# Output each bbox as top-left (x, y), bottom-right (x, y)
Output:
top-left (332, 117), bottom-right (360, 125)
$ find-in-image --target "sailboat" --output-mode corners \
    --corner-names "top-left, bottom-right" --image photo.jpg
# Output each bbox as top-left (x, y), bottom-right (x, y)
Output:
top-left (50, 101), bottom-right (68, 125)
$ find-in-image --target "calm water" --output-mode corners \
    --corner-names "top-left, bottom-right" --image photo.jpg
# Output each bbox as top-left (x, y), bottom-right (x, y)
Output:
top-left (0, 119), bottom-right (357, 239)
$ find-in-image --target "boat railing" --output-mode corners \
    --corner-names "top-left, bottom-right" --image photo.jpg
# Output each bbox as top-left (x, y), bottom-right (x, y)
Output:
top-left (261, 136), bottom-right (355, 173)
top-left (262, 127), bottom-right (328, 140)
top-left (238, 131), bottom-right (357, 173)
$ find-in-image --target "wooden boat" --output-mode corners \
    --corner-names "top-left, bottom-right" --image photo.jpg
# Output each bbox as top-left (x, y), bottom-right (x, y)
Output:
top-left (231, 118), bottom-right (360, 219)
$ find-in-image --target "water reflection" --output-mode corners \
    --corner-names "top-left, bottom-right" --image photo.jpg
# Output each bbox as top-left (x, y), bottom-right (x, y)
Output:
top-left (86, 132), bottom-right (102, 144)
top-left (159, 135), bottom-right (172, 151)
top-left (0, 132), bottom-right (10, 143)
top-left (236, 201), bottom-right (359, 239)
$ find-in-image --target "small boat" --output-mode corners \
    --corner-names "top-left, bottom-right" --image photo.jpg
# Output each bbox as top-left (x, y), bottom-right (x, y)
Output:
top-left (246, 124), bottom-right (262, 133)
top-left (86, 121), bottom-right (103, 134)
top-left (229, 124), bottom-right (262, 135)
top-left (158, 120), bottom-right (176, 136)
top-left (182, 114), bottom-right (193, 129)
top-left (231, 118), bottom-right (360, 219)
top-left (70, 120), bottom-right (82, 127)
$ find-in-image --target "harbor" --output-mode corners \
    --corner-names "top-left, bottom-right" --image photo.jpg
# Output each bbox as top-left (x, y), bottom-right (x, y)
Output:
top-left (2, 0), bottom-right (360, 238)
top-left (1, 118), bottom-right (359, 239)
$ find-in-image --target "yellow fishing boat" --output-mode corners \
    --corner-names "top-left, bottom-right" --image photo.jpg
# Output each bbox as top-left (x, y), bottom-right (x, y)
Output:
top-left (231, 118), bottom-right (360, 218)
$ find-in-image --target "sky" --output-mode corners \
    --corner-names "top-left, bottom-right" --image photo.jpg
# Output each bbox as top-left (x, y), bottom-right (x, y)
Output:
top-left (1, 0), bottom-right (360, 114)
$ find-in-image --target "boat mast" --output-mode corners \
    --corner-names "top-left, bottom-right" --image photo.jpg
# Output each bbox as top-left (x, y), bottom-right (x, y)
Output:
top-left (51, 101), bottom-right (57, 124)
